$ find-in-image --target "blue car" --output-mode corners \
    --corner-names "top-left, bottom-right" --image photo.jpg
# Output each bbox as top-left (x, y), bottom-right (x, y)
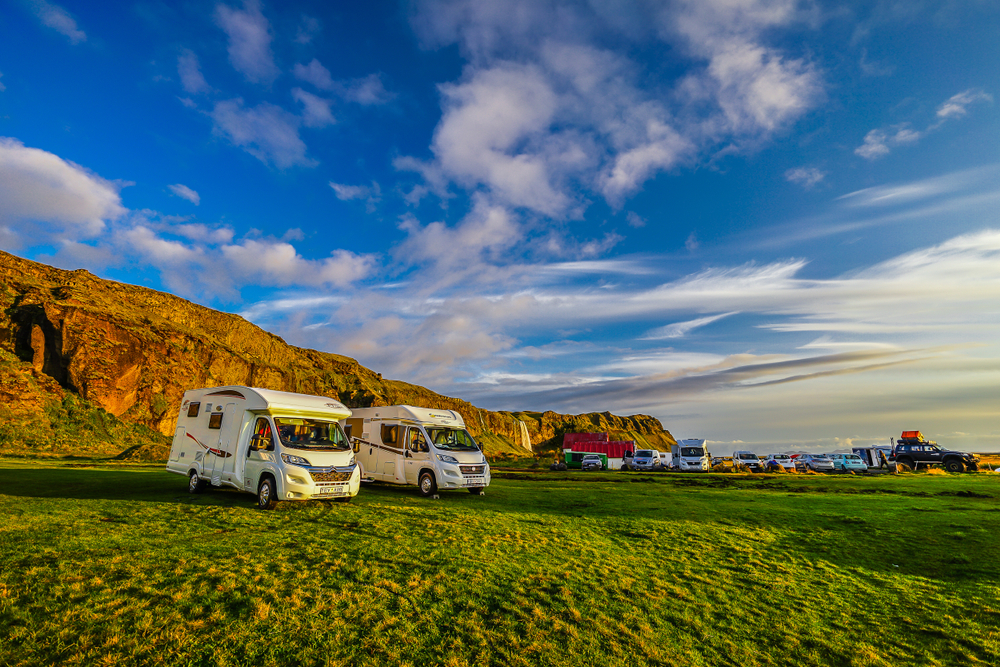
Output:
top-left (828, 453), bottom-right (868, 473)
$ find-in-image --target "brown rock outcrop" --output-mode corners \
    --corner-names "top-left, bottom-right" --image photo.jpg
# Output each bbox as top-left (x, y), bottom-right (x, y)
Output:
top-left (0, 250), bottom-right (675, 455)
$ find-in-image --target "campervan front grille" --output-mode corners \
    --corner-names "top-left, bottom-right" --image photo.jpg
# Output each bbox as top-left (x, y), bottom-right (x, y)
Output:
top-left (309, 470), bottom-right (353, 483)
top-left (460, 465), bottom-right (486, 475)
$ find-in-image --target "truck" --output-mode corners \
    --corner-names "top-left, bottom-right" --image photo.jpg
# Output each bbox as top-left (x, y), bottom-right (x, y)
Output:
top-left (166, 386), bottom-right (360, 509)
top-left (670, 439), bottom-right (710, 471)
top-left (343, 405), bottom-right (491, 497)
top-left (889, 431), bottom-right (979, 472)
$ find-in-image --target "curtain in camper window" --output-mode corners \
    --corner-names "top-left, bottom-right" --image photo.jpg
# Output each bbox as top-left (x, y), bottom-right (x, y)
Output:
top-left (381, 424), bottom-right (399, 446)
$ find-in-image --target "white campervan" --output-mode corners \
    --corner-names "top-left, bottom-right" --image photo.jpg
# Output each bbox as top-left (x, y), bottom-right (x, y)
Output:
top-left (166, 386), bottom-right (360, 509)
top-left (343, 406), bottom-right (490, 497)
top-left (671, 439), bottom-right (710, 471)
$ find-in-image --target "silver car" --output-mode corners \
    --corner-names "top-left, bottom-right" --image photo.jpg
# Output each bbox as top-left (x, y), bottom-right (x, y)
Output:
top-left (631, 449), bottom-right (663, 471)
top-left (580, 453), bottom-right (604, 471)
top-left (796, 454), bottom-right (835, 472)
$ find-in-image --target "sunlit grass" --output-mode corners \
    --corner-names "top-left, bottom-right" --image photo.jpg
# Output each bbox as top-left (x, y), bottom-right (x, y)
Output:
top-left (1, 460), bottom-right (998, 666)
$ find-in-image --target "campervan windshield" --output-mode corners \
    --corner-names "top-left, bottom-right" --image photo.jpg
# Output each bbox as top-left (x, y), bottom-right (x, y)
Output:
top-left (681, 447), bottom-right (705, 457)
top-left (427, 427), bottom-right (480, 451)
top-left (274, 418), bottom-right (351, 451)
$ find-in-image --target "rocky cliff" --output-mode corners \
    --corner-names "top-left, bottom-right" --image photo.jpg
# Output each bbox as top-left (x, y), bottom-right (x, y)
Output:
top-left (0, 250), bottom-right (675, 457)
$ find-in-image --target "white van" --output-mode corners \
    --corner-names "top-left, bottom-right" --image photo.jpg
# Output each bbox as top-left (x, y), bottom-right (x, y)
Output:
top-left (344, 405), bottom-right (490, 497)
top-left (166, 386), bottom-right (360, 509)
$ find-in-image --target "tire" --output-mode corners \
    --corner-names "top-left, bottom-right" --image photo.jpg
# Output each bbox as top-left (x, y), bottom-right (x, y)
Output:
top-left (944, 459), bottom-right (965, 473)
top-left (418, 471), bottom-right (437, 498)
top-left (896, 458), bottom-right (914, 470)
top-left (257, 477), bottom-right (276, 510)
top-left (469, 487), bottom-right (485, 495)
top-left (188, 470), bottom-right (204, 494)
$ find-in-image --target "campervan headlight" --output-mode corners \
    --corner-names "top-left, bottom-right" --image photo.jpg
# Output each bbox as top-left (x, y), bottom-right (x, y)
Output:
top-left (281, 453), bottom-right (311, 467)
top-left (437, 454), bottom-right (459, 465)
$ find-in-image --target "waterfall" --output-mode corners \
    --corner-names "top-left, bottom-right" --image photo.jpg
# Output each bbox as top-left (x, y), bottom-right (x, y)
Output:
top-left (518, 420), bottom-right (532, 452)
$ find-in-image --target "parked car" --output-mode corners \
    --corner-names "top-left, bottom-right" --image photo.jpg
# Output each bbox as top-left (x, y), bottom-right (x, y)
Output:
top-left (795, 454), bottom-right (835, 472)
top-left (763, 454), bottom-right (795, 471)
top-left (733, 450), bottom-right (764, 472)
top-left (632, 449), bottom-right (663, 471)
top-left (828, 453), bottom-right (868, 473)
top-left (581, 453), bottom-right (605, 471)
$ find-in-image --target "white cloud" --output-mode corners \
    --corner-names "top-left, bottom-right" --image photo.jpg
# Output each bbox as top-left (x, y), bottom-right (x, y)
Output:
top-left (177, 49), bottom-right (210, 95)
top-left (215, 0), bottom-right (279, 85)
top-left (291, 88), bottom-right (335, 128)
top-left (641, 312), bottom-right (738, 340)
top-left (0, 71), bottom-right (5, 92)
top-left (785, 167), bottom-right (826, 188)
top-left (30, 0), bottom-right (86, 44)
top-left (293, 59), bottom-right (334, 91)
top-left (209, 99), bottom-right (314, 169)
top-left (854, 129), bottom-right (890, 160)
top-left (330, 181), bottom-right (381, 212)
top-left (432, 64), bottom-right (568, 215)
top-left (397, 196), bottom-right (521, 267)
top-left (936, 88), bottom-right (992, 119)
top-left (403, 0), bottom-right (821, 217)
top-left (168, 183), bottom-right (200, 205)
top-left (0, 138), bottom-right (124, 250)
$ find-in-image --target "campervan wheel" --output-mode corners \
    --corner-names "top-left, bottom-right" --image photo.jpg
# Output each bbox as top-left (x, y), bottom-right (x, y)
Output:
top-left (418, 471), bottom-right (437, 497)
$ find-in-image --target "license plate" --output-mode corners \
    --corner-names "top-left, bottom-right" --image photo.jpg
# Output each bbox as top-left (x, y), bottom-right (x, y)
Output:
top-left (315, 485), bottom-right (344, 496)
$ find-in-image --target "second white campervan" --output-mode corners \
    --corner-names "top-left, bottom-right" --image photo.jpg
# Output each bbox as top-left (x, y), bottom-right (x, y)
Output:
top-left (343, 405), bottom-right (490, 497)
top-left (166, 386), bottom-right (361, 509)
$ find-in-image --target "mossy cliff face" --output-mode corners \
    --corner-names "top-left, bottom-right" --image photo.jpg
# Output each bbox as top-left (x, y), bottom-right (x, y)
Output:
top-left (0, 251), bottom-right (675, 455)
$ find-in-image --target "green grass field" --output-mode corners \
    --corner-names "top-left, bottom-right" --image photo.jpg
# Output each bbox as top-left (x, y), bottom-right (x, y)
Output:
top-left (1, 460), bottom-right (998, 666)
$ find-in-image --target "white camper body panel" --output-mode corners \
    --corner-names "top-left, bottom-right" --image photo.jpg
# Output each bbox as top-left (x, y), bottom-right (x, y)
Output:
top-left (344, 405), bottom-right (491, 493)
top-left (671, 438), bottom-right (711, 472)
top-left (166, 386), bottom-right (360, 503)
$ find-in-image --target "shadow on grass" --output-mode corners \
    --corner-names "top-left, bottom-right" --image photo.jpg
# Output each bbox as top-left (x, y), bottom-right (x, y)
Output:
top-left (0, 466), bottom-right (254, 506)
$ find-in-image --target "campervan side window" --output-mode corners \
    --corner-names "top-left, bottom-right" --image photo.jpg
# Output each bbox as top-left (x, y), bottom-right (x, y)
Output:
top-left (208, 413), bottom-right (223, 429)
top-left (343, 424), bottom-right (352, 439)
top-left (381, 424), bottom-right (399, 446)
top-left (187, 402), bottom-right (200, 418)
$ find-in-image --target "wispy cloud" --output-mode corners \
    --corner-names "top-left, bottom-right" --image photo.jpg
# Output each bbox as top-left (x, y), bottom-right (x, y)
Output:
top-left (856, 88), bottom-right (992, 160)
top-left (177, 50), bottom-right (210, 95)
top-left (209, 99), bottom-right (314, 169)
top-left (30, 0), bottom-right (86, 44)
top-left (641, 312), bottom-right (738, 340)
top-left (168, 184), bottom-right (200, 205)
top-left (785, 167), bottom-right (826, 189)
top-left (215, 0), bottom-right (279, 85)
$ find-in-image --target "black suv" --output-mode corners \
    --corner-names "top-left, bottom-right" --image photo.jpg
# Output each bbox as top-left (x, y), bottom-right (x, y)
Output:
top-left (890, 438), bottom-right (979, 472)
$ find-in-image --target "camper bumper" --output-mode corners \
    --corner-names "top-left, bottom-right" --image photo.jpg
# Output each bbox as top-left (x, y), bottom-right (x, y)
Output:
top-left (283, 463), bottom-right (361, 500)
top-left (436, 462), bottom-right (491, 489)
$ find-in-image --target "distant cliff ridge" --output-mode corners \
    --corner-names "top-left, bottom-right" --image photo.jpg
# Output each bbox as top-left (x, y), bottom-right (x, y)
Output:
top-left (0, 250), bottom-right (675, 456)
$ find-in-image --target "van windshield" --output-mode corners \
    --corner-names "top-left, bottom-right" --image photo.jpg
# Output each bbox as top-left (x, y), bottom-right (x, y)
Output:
top-left (274, 418), bottom-right (351, 451)
top-left (636, 450), bottom-right (654, 457)
top-left (681, 447), bottom-right (704, 457)
top-left (738, 453), bottom-right (758, 460)
top-left (426, 427), bottom-right (480, 451)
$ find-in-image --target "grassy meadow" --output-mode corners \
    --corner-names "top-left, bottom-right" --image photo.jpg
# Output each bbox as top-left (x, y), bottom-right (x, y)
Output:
top-left (1, 460), bottom-right (998, 666)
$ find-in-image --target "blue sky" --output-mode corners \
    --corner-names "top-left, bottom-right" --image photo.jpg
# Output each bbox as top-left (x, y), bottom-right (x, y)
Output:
top-left (2, 0), bottom-right (999, 451)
